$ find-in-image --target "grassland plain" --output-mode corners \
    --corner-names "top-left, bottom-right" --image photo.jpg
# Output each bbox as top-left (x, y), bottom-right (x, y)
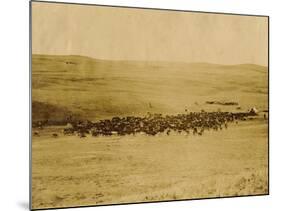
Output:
top-left (31, 54), bottom-right (268, 209)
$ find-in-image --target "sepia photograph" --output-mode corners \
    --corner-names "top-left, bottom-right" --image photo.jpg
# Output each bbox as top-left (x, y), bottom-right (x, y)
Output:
top-left (31, 1), bottom-right (268, 210)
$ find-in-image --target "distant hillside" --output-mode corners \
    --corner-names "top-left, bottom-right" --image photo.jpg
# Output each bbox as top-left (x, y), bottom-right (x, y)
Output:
top-left (32, 54), bottom-right (268, 122)
top-left (32, 101), bottom-right (83, 124)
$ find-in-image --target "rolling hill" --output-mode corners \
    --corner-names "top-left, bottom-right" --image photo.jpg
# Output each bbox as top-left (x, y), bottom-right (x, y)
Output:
top-left (32, 54), bottom-right (268, 122)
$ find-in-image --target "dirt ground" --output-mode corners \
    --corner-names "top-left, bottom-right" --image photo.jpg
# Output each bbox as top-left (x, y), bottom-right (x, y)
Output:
top-left (32, 117), bottom-right (268, 209)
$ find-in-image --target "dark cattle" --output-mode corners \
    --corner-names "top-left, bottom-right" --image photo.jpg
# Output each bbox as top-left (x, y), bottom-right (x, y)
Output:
top-left (63, 128), bottom-right (75, 135)
top-left (198, 128), bottom-right (203, 135)
top-left (166, 129), bottom-right (171, 135)
top-left (62, 109), bottom-right (255, 138)
top-left (193, 128), bottom-right (198, 135)
top-left (33, 132), bottom-right (40, 137)
top-left (79, 133), bottom-right (86, 138)
top-left (52, 133), bottom-right (58, 138)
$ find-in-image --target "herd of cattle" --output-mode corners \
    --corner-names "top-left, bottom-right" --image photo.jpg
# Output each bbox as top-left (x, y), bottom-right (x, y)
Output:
top-left (48, 110), bottom-right (260, 138)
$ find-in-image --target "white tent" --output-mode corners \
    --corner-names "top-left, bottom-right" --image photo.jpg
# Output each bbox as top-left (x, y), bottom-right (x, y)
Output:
top-left (65, 123), bottom-right (74, 129)
top-left (249, 107), bottom-right (258, 115)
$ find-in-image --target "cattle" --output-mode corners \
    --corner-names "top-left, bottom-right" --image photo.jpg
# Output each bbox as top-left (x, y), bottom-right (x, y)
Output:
top-left (52, 133), bottom-right (58, 138)
top-left (166, 129), bottom-right (171, 135)
top-left (193, 128), bottom-right (198, 135)
top-left (79, 133), bottom-right (86, 138)
top-left (224, 123), bottom-right (228, 129)
top-left (33, 131), bottom-right (40, 137)
top-left (57, 109), bottom-right (255, 138)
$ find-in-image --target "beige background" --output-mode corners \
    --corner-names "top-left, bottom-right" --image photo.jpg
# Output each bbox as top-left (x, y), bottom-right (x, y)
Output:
top-left (32, 2), bottom-right (268, 66)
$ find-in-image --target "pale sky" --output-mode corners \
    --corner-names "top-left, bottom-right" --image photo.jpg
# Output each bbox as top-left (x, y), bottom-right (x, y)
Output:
top-left (32, 2), bottom-right (268, 66)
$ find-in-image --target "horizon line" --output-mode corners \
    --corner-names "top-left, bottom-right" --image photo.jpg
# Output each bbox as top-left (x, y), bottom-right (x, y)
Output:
top-left (32, 54), bottom-right (268, 68)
